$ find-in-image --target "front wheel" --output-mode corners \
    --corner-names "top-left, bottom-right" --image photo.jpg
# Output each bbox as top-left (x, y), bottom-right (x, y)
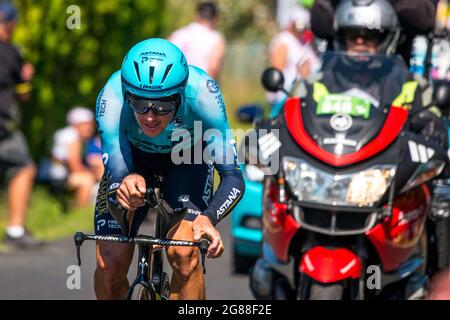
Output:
top-left (308, 283), bottom-right (344, 300)
top-left (160, 272), bottom-right (170, 300)
top-left (129, 283), bottom-right (155, 300)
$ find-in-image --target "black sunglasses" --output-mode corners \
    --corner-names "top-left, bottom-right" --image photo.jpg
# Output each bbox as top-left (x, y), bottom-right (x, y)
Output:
top-left (126, 92), bottom-right (179, 115)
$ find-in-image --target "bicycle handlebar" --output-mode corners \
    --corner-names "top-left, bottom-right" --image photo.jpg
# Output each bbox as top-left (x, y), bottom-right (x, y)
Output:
top-left (74, 232), bottom-right (210, 274)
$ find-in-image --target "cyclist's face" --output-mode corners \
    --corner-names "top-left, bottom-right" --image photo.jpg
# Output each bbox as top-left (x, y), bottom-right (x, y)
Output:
top-left (135, 109), bottom-right (176, 137)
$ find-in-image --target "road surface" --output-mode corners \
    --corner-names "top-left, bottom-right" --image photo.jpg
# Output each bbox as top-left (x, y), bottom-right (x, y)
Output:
top-left (0, 217), bottom-right (254, 300)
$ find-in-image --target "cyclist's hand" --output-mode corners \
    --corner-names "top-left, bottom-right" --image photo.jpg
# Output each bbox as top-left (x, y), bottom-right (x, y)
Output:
top-left (192, 215), bottom-right (224, 258)
top-left (117, 174), bottom-right (146, 211)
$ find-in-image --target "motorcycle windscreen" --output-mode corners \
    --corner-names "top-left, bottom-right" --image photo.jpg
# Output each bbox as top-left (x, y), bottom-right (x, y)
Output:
top-left (300, 52), bottom-right (410, 156)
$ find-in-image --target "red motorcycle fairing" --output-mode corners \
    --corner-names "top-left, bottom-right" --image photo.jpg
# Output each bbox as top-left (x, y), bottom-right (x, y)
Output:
top-left (299, 246), bottom-right (362, 283)
top-left (262, 179), bottom-right (300, 262)
top-left (284, 97), bottom-right (409, 167)
top-left (263, 202), bottom-right (301, 263)
top-left (366, 184), bottom-right (431, 272)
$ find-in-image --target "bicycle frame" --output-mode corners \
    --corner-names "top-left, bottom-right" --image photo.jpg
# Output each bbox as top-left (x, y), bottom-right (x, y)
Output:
top-left (75, 177), bottom-right (209, 300)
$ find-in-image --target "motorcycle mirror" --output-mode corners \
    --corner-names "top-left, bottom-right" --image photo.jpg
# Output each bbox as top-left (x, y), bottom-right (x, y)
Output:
top-left (261, 68), bottom-right (288, 95)
top-left (433, 80), bottom-right (450, 113)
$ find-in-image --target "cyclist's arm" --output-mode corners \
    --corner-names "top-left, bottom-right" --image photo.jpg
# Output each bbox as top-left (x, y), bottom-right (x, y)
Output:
top-left (96, 72), bottom-right (134, 205)
top-left (191, 68), bottom-right (245, 226)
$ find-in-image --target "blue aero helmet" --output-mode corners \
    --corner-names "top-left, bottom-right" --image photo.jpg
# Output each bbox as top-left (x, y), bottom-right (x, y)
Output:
top-left (121, 38), bottom-right (189, 103)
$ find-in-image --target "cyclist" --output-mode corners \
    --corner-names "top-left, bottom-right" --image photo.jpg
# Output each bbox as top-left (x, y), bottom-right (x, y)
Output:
top-left (94, 38), bottom-right (244, 300)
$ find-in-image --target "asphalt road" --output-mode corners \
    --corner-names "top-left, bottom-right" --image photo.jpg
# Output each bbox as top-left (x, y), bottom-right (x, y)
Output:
top-left (0, 217), bottom-right (254, 300)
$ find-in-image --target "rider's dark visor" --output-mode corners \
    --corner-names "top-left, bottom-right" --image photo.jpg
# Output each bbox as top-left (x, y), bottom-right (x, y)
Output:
top-left (126, 92), bottom-right (180, 116)
top-left (342, 28), bottom-right (388, 44)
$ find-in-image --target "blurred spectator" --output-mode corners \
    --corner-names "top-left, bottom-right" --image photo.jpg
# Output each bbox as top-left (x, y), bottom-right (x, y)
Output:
top-left (310, 0), bottom-right (436, 66)
top-left (84, 134), bottom-right (104, 205)
top-left (0, 2), bottom-right (44, 249)
top-left (168, 1), bottom-right (226, 81)
top-left (267, 5), bottom-right (320, 106)
top-left (85, 134), bottom-right (104, 183)
top-left (49, 107), bottom-right (96, 207)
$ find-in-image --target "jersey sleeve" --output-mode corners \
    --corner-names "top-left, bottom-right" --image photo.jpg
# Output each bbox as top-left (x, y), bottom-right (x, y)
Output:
top-left (96, 71), bottom-right (133, 190)
top-left (190, 68), bottom-right (245, 225)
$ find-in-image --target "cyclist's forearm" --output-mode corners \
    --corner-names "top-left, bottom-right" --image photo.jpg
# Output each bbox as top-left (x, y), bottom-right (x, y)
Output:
top-left (202, 168), bottom-right (245, 226)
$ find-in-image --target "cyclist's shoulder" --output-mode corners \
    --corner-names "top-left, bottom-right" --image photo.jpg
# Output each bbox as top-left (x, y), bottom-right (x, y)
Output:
top-left (97, 71), bottom-right (123, 105)
top-left (96, 70), bottom-right (125, 123)
top-left (187, 65), bottom-right (210, 85)
top-left (103, 70), bottom-right (122, 92)
top-left (186, 65), bottom-right (221, 104)
top-left (187, 65), bottom-right (220, 94)
top-left (183, 66), bottom-right (228, 127)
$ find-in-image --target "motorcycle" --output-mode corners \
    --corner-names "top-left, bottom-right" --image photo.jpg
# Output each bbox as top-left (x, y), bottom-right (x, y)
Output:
top-left (249, 51), bottom-right (450, 300)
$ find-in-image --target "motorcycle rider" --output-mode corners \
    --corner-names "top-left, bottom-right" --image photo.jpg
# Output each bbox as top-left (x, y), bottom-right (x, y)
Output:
top-left (292, 0), bottom-right (448, 150)
top-left (250, 0), bottom-right (448, 299)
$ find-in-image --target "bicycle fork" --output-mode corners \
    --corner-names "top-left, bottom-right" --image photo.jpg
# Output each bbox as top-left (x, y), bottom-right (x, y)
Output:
top-left (125, 244), bottom-right (154, 300)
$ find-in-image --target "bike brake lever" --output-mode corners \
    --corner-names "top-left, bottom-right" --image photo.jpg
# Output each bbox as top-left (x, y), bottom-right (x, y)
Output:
top-left (74, 232), bottom-right (86, 266)
top-left (146, 187), bottom-right (158, 208)
top-left (199, 239), bottom-right (210, 274)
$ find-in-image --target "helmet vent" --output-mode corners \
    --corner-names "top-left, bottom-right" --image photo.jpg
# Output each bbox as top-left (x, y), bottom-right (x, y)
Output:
top-left (133, 61), bottom-right (141, 82)
top-left (149, 66), bottom-right (155, 84)
top-left (161, 63), bottom-right (174, 84)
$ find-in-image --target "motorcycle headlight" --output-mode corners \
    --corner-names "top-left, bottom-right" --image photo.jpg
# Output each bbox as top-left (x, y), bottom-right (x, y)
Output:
top-left (283, 157), bottom-right (396, 207)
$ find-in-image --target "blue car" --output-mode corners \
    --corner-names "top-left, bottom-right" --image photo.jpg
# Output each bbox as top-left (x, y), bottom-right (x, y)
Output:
top-left (231, 164), bottom-right (264, 273)
top-left (231, 102), bottom-right (284, 273)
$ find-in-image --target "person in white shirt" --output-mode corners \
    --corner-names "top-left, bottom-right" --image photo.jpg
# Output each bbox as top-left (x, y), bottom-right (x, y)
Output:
top-left (49, 106), bottom-right (96, 207)
top-left (267, 5), bottom-right (321, 105)
top-left (168, 1), bottom-right (226, 81)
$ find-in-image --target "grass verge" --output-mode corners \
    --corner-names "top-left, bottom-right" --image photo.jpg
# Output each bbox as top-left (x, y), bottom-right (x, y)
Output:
top-left (0, 186), bottom-right (93, 241)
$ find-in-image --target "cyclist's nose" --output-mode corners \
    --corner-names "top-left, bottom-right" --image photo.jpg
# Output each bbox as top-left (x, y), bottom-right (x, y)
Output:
top-left (144, 109), bottom-right (158, 121)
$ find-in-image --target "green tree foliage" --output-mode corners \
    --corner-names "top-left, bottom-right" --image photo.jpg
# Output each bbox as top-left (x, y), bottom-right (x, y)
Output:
top-left (12, 0), bottom-right (165, 159)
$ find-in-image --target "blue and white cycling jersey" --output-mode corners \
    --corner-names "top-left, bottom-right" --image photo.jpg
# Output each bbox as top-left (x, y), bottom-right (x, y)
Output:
top-left (96, 65), bottom-right (244, 225)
